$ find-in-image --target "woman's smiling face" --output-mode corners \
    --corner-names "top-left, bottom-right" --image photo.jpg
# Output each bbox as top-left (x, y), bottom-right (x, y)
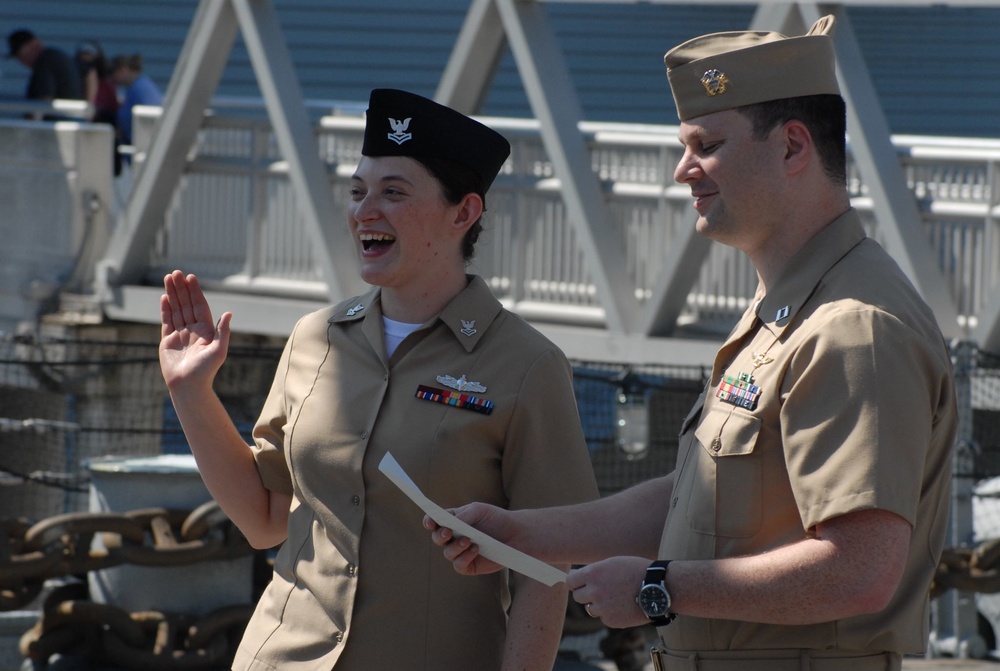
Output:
top-left (348, 155), bottom-right (465, 290)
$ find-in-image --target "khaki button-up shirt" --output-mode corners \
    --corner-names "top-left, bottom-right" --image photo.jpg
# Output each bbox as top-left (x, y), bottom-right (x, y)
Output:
top-left (234, 276), bottom-right (598, 670)
top-left (660, 209), bottom-right (956, 655)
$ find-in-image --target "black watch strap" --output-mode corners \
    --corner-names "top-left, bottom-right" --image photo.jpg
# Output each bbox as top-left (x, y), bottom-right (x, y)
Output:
top-left (643, 560), bottom-right (675, 627)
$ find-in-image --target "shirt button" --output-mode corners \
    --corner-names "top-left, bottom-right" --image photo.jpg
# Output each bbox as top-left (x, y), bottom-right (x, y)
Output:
top-left (352, 495), bottom-right (361, 506)
top-left (348, 564), bottom-right (357, 577)
top-left (360, 429), bottom-right (368, 439)
top-left (711, 437), bottom-right (722, 452)
top-left (336, 632), bottom-right (344, 644)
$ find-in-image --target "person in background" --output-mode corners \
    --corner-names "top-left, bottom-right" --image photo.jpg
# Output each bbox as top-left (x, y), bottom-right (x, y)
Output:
top-left (110, 52), bottom-right (162, 146)
top-left (429, 16), bottom-right (957, 671)
top-left (77, 39), bottom-right (122, 174)
top-left (158, 88), bottom-right (598, 670)
top-left (6, 28), bottom-right (83, 102)
top-left (75, 40), bottom-right (119, 125)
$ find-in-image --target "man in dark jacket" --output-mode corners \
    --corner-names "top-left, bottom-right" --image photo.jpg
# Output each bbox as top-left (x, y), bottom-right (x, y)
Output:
top-left (7, 29), bottom-right (84, 101)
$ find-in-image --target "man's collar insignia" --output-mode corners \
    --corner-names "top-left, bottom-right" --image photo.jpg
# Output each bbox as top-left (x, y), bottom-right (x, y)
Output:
top-left (460, 319), bottom-right (477, 336)
top-left (701, 69), bottom-right (729, 97)
top-left (388, 117), bottom-right (412, 145)
top-left (346, 303), bottom-right (364, 316)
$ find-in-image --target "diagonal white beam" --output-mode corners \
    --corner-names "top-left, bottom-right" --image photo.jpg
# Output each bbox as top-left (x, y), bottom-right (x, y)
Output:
top-left (974, 148), bottom-right (1000, 348)
top-left (494, 0), bottom-right (639, 332)
top-left (798, 2), bottom-right (960, 337)
top-left (637, 213), bottom-right (712, 336)
top-left (749, 2), bottom-right (801, 32)
top-left (231, 0), bottom-right (363, 301)
top-left (638, 3), bottom-right (812, 338)
top-left (97, 0), bottom-right (241, 293)
top-left (974, 303), bottom-right (1000, 351)
top-left (99, 0), bottom-right (363, 304)
top-left (436, 0), bottom-right (507, 112)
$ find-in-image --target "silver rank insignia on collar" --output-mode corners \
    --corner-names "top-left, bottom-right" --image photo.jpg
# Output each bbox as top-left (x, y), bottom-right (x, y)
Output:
top-left (437, 374), bottom-right (486, 393)
top-left (460, 319), bottom-right (477, 336)
top-left (346, 303), bottom-right (364, 316)
top-left (775, 305), bottom-right (790, 322)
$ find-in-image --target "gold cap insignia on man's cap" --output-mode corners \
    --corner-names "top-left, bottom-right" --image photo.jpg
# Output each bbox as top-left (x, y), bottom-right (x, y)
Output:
top-left (700, 69), bottom-right (729, 97)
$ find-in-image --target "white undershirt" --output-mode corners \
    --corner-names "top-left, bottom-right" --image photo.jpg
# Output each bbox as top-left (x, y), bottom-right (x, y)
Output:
top-left (382, 316), bottom-right (422, 357)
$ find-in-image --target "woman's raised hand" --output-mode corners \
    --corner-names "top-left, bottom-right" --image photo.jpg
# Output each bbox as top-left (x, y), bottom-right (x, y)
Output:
top-left (159, 270), bottom-right (232, 391)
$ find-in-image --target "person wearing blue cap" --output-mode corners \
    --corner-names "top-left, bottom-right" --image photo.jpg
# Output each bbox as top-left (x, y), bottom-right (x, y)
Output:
top-left (158, 88), bottom-right (598, 670)
top-left (429, 16), bottom-right (956, 671)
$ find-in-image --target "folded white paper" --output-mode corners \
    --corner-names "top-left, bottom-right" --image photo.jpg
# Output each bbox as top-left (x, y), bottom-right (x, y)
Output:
top-left (378, 452), bottom-right (567, 586)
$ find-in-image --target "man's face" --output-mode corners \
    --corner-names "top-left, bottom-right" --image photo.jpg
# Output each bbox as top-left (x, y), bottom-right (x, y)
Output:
top-left (12, 38), bottom-right (37, 68)
top-left (673, 109), bottom-right (782, 255)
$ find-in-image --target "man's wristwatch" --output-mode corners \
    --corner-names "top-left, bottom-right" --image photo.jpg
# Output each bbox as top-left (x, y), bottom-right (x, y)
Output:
top-left (636, 560), bottom-right (676, 627)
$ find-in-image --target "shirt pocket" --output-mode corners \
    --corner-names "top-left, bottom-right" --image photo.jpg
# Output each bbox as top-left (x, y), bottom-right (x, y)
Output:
top-left (686, 404), bottom-right (763, 538)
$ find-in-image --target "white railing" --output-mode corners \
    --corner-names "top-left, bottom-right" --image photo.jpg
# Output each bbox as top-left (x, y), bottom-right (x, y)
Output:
top-left (131, 105), bottom-right (1000, 333)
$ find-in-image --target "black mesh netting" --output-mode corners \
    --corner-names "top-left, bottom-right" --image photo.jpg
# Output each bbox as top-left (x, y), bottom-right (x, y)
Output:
top-left (0, 329), bottom-right (709, 520)
top-left (0, 329), bottom-right (282, 520)
top-left (972, 349), bottom-right (1000, 480)
top-left (8, 330), bottom-right (997, 532)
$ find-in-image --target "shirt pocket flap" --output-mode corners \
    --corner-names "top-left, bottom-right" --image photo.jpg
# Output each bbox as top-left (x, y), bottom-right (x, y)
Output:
top-left (693, 405), bottom-right (760, 457)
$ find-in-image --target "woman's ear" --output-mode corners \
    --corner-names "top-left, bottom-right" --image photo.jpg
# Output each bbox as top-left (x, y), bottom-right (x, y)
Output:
top-left (451, 192), bottom-right (484, 235)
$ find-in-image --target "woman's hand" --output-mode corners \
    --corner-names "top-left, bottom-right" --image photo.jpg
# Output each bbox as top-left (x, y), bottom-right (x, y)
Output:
top-left (159, 270), bottom-right (232, 391)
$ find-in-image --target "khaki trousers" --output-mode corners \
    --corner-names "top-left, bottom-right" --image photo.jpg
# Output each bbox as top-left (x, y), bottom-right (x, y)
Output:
top-left (650, 647), bottom-right (902, 671)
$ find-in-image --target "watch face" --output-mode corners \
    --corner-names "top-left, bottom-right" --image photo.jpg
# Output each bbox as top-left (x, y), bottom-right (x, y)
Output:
top-left (638, 584), bottom-right (670, 616)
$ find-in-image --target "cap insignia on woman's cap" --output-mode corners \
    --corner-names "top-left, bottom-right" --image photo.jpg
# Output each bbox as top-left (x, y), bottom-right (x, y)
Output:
top-left (388, 117), bottom-right (412, 145)
top-left (362, 88), bottom-right (511, 192)
top-left (664, 15), bottom-right (840, 121)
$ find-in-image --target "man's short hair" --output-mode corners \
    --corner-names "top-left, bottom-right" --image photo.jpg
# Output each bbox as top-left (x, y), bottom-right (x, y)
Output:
top-left (738, 94), bottom-right (848, 185)
top-left (6, 29), bottom-right (34, 59)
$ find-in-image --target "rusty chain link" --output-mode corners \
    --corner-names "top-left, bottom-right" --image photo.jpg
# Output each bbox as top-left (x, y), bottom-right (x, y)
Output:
top-left (2, 503), bottom-right (259, 669)
top-left (1, 501), bottom-right (253, 612)
top-left (19, 582), bottom-right (254, 670)
top-left (931, 537), bottom-right (1000, 599)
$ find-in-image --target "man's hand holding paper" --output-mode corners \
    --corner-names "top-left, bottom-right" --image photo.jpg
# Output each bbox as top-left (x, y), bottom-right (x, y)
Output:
top-left (424, 501), bottom-right (512, 577)
top-left (378, 452), bottom-right (566, 586)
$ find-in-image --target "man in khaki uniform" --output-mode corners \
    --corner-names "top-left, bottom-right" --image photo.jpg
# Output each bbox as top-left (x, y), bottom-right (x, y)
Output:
top-left (429, 15), bottom-right (957, 671)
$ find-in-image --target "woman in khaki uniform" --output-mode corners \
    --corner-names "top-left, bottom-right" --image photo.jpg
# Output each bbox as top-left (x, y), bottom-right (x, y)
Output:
top-left (159, 88), bottom-right (598, 670)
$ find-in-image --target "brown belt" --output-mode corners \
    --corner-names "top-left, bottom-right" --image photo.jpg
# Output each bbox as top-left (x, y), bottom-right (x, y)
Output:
top-left (649, 647), bottom-right (902, 671)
